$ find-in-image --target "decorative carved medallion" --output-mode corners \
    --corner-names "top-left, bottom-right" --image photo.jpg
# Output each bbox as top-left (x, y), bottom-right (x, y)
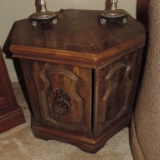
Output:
top-left (53, 88), bottom-right (71, 116)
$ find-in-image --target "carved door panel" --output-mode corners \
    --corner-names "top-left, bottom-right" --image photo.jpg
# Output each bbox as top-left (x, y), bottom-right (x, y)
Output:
top-left (96, 50), bottom-right (142, 135)
top-left (32, 61), bottom-right (92, 136)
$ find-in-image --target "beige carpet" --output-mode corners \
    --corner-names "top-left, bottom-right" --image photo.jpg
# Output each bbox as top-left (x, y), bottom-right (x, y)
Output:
top-left (0, 83), bottom-right (133, 160)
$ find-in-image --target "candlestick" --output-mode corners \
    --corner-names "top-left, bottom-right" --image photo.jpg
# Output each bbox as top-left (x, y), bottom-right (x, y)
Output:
top-left (99, 0), bottom-right (128, 24)
top-left (29, 0), bottom-right (58, 27)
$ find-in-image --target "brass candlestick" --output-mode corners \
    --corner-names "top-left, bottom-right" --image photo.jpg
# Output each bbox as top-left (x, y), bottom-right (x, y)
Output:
top-left (29, 0), bottom-right (58, 27)
top-left (99, 0), bottom-right (128, 24)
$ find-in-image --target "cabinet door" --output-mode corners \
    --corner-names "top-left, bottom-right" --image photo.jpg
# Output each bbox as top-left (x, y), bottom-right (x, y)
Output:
top-left (95, 49), bottom-right (143, 136)
top-left (21, 60), bottom-right (92, 136)
top-left (0, 50), bottom-right (16, 110)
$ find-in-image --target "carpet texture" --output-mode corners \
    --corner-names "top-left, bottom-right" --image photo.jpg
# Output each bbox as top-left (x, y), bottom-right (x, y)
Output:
top-left (0, 83), bottom-right (133, 160)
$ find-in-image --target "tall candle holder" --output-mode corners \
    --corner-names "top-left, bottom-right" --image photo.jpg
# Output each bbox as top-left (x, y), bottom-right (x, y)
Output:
top-left (29, 0), bottom-right (58, 27)
top-left (99, 0), bottom-right (128, 24)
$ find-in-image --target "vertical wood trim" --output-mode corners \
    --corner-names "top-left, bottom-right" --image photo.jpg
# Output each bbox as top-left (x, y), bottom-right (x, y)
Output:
top-left (137, 0), bottom-right (149, 27)
top-left (105, 0), bottom-right (110, 10)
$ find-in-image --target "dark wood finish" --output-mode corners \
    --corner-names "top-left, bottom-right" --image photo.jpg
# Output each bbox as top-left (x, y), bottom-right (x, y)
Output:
top-left (137, 0), bottom-right (149, 27)
top-left (10, 9), bottom-right (145, 153)
top-left (0, 48), bottom-right (25, 133)
top-left (105, 0), bottom-right (110, 10)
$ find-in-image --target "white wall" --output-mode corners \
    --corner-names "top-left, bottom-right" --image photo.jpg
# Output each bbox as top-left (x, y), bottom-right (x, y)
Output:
top-left (0, 0), bottom-right (136, 82)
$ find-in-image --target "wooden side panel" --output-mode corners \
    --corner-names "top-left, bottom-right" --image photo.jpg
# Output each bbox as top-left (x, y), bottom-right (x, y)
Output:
top-left (0, 49), bottom-right (25, 133)
top-left (0, 93), bottom-right (6, 109)
top-left (95, 49), bottom-right (143, 136)
top-left (0, 50), bottom-right (16, 109)
top-left (32, 61), bottom-right (92, 136)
